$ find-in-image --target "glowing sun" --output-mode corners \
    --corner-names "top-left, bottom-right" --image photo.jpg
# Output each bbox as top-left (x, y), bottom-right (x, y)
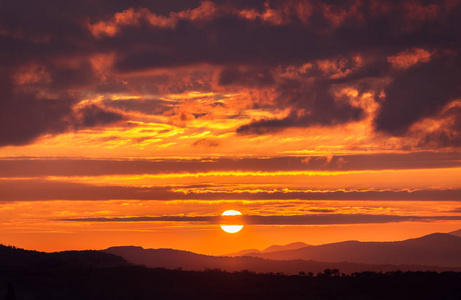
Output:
top-left (220, 210), bottom-right (244, 233)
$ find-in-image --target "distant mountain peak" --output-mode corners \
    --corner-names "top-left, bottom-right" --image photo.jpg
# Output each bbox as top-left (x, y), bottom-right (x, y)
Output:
top-left (226, 242), bottom-right (309, 257)
top-left (449, 229), bottom-right (461, 238)
top-left (106, 245), bottom-right (145, 251)
top-left (263, 242), bottom-right (310, 253)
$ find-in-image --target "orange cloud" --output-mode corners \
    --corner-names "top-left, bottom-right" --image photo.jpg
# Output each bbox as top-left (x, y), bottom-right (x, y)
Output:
top-left (387, 48), bottom-right (432, 70)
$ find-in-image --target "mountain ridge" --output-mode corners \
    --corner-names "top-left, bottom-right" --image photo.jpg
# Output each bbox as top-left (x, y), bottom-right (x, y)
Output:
top-left (226, 242), bottom-right (309, 257)
top-left (241, 233), bottom-right (461, 267)
top-left (104, 233), bottom-right (461, 274)
top-left (104, 245), bottom-right (461, 274)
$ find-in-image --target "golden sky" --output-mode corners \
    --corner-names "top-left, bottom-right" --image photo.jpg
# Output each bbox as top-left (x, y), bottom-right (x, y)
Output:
top-left (1, 0), bottom-right (461, 254)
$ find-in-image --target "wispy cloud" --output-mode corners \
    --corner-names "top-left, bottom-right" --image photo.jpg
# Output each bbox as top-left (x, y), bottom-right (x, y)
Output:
top-left (61, 213), bottom-right (461, 225)
top-left (1, 179), bottom-right (460, 202)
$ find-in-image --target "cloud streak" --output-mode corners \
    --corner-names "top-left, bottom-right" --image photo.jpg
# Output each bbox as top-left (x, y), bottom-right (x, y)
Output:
top-left (61, 213), bottom-right (461, 225)
top-left (0, 152), bottom-right (459, 177)
top-left (1, 179), bottom-right (460, 202)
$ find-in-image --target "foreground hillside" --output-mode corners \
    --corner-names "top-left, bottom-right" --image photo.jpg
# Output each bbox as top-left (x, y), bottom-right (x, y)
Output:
top-left (2, 243), bottom-right (461, 299)
top-left (2, 265), bottom-right (461, 300)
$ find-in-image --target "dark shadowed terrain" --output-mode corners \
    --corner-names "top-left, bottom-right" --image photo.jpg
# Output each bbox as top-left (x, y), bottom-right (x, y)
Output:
top-left (2, 261), bottom-right (461, 300)
top-left (3, 231), bottom-right (461, 299)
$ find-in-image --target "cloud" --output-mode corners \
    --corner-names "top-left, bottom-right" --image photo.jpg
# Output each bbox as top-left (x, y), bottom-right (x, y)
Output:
top-left (1, 179), bottom-right (460, 201)
top-left (0, 152), bottom-right (459, 177)
top-left (415, 103), bottom-right (461, 148)
top-left (307, 209), bottom-right (335, 213)
top-left (61, 213), bottom-right (461, 225)
top-left (375, 56), bottom-right (461, 136)
top-left (218, 66), bottom-right (275, 87)
top-left (192, 138), bottom-right (219, 147)
top-left (0, 74), bottom-right (124, 146)
top-left (101, 98), bottom-right (174, 115)
top-left (75, 104), bottom-right (125, 128)
top-left (449, 207), bottom-right (461, 213)
top-left (1, 0), bottom-right (461, 145)
top-left (236, 78), bottom-right (364, 134)
top-left (0, 74), bottom-right (76, 146)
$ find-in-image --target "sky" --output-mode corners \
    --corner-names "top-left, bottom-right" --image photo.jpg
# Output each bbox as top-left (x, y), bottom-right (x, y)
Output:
top-left (1, 0), bottom-right (461, 255)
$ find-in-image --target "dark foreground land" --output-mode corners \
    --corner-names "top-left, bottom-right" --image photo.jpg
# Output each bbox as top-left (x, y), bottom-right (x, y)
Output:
top-left (1, 244), bottom-right (461, 299)
top-left (2, 265), bottom-right (461, 300)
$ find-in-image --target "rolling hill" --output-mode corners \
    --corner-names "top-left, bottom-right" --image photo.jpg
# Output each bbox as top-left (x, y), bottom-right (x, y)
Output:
top-left (0, 244), bottom-right (129, 269)
top-left (450, 229), bottom-right (461, 237)
top-left (104, 244), bottom-right (461, 275)
top-left (242, 233), bottom-right (461, 267)
top-left (226, 242), bottom-right (309, 257)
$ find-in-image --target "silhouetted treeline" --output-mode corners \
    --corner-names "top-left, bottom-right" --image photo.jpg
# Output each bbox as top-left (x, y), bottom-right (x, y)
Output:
top-left (2, 265), bottom-right (461, 300)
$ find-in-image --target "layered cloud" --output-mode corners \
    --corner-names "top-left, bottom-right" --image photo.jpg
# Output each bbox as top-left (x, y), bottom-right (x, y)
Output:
top-left (1, 179), bottom-right (460, 202)
top-left (1, 0), bottom-right (461, 147)
top-left (61, 213), bottom-right (461, 225)
top-left (0, 152), bottom-right (460, 176)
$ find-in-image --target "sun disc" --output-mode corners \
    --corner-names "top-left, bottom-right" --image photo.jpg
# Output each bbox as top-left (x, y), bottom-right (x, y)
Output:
top-left (220, 210), bottom-right (244, 233)
top-left (220, 224), bottom-right (244, 233)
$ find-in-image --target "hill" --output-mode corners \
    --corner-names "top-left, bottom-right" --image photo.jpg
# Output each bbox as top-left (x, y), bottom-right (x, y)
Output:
top-left (449, 229), bottom-right (461, 237)
top-left (104, 245), bottom-right (461, 275)
top-left (244, 233), bottom-right (461, 267)
top-left (0, 244), bottom-right (129, 269)
top-left (226, 242), bottom-right (309, 256)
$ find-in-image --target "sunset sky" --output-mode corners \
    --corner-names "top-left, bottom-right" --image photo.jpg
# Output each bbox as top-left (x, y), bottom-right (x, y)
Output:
top-left (1, 0), bottom-right (461, 255)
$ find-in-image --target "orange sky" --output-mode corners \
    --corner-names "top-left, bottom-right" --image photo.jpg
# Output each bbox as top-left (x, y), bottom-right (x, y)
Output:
top-left (1, 0), bottom-right (461, 255)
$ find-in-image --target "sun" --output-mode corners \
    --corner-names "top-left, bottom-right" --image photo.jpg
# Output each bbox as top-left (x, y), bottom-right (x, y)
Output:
top-left (220, 210), bottom-right (244, 233)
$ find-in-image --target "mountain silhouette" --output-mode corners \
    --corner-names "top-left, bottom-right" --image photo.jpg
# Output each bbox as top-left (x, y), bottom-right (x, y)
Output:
top-left (0, 244), bottom-right (129, 269)
top-left (226, 242), bottom-right (309, 257)
top-left (242, 233), bottom-right (461, 267)
top-left (450, 229), bottom-right (461, 237)
top-left (104, 243), bottom-right (461, 274)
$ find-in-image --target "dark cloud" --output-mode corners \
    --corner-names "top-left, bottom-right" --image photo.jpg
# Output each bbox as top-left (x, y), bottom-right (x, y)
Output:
top-left (237, 78), bottom-right (364, 134)
top-left (1, 179), bottom-right (460, 201)
top-left (192, 138), bottom-right (219, 147)
top-left (101, 98), bottom-right (174, 115)
top-left (49, 62), bottom-right (98, 91)
top-left (76, 104), bottom-right (125, 128)
top-left (0, 152), bottom-right (459, 177)
top-left (0, 72), bottom-right (124, 146)
top-left (1, 0), bottom-right (461, 144)
top-left (417, 106), bottom-right (461, 148)
top-left (307, 209), bottom-right (335, 213)
top-left (218, 67), bottom-right (275, 87)
top-left (375, 56), bottom-right (461, 136)
top-left (449, 207), bottom-right (461, 213)
top-left (61, 213), bottom-right (461, 225)
top-left (0, 75), bottom-right (76, 146)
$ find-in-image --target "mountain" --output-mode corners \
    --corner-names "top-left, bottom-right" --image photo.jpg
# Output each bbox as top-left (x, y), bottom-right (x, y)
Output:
top-left (450, 229), bottom-right (461, 237)
top-left (242, 233), bottom-right (461, 267)
top-left (227, 242), bottom-right (309, 257)
top-left (104, 245), bottom-right (461, 275)
top-left (0, 244), bottom-right (129, 269)
top-left (264, 242), bottom-right (309, 252)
